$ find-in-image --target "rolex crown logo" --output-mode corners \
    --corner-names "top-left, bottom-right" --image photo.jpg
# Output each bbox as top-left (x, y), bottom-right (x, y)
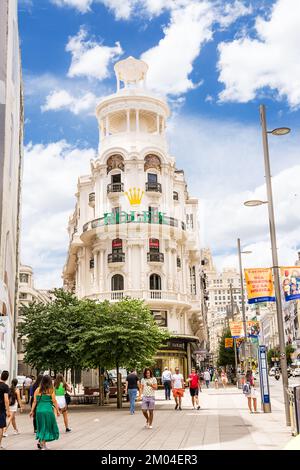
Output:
top-left (125, 187), bottom-right (144, 205)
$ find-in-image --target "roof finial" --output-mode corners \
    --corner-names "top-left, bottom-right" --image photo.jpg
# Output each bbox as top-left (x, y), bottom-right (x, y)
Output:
top-left (114, 56), bottom-right (148, 91)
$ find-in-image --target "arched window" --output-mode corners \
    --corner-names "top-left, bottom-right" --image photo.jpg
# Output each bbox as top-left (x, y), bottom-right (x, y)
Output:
top-left (111, 274), bottom-right (124, 291)
top-left (150, 274), bottom-right (161, 291)
top-left (144, 154), bottom-right (161, 172)
top-left (106, 154), bottom-right (124, 174)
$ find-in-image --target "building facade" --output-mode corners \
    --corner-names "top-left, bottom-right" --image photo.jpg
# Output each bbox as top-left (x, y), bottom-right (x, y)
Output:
top-left (63, 57), bottom-right (205, 381)
top-left (0, 0), bottom-right (23, 376)
top-left (17, 265), bottom-right (53, 375)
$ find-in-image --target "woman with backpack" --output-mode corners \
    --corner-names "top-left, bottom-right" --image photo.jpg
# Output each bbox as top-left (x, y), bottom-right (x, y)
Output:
top-left (243, 370), bottom-right (258, 413)
top-left (3, 378), bottom-right (24, 436)
top-left (53, 373), bottom-right (72, 432)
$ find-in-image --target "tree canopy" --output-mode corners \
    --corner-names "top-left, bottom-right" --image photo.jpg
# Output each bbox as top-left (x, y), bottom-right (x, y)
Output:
top-left (217, 327), bottom-right (236, 367)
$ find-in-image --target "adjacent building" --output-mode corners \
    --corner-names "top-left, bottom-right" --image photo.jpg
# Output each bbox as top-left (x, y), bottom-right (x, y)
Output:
top-left (63, 57), bottom-right (206, 381)
top-left (0, 0), bottom-right (23, 375)
top-left (17, 265), bottom-right (53, 375)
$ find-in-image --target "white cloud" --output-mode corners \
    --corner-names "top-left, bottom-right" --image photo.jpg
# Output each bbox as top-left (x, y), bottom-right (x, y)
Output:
top-left (66, 27), bottom-right (123, 80)
top-left (141, 2), bottom-right (215, 95)
top-left (218, 0), bottom-right (300, 108)
top-left (41, 89), bottom-right (100, 115)
top-left (21, 141), bottom-right (95, 289)
top-left (141, 1), bottom-right (251, 95)
top-left (51, 0), bottom-right (93, 13)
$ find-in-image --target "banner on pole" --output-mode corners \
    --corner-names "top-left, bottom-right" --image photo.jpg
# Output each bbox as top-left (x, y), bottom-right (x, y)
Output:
top-left (236, 337), bottom-right (245, 349)
top-left (247, 320), bottom-right (260, 337)
top-left (225, 338), bottom-right (233, 348)
top-left (229, 321), bottom-right (244, 338)
top-left (280, 266), bottom-right (300, 301)
top-left (244, 268), bottom-right (275, 304)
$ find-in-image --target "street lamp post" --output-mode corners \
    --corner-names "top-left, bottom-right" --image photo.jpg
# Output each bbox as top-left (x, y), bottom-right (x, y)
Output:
top-left (244, 104), bottom-right (291, 426)
top-left (237, 239), bottom-right (251, 371)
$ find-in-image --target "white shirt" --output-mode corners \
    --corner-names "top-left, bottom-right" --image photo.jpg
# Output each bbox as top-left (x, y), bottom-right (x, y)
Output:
top-left (24, 377), bottom-right (32, 386)
top-left (204, 371), bottom-right (211, 381)
top-left (172, 373), bottom-right (184, 389)
top-left (162, 370), bottom-right (172, 382)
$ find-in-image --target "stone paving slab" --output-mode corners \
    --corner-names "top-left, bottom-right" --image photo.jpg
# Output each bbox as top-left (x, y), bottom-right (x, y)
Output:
top-left (0, 386), bottom-right (293, 451)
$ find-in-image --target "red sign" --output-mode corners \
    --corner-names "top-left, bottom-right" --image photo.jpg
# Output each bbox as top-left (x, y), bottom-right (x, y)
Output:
top-left (112, 238), bottom-right (122, 249)
top-left (149, 238), bottom-right (159, 249)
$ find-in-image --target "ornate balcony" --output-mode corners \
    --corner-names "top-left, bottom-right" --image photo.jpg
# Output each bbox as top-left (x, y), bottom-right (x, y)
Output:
top-left (108, 253), bottom-right (125, 263)
top-left (145, 182), bottom-right (162, 193)
top-left (147, 252), bottom-right (164, 263)
top-left (107, 182), bottom-right (124, 193)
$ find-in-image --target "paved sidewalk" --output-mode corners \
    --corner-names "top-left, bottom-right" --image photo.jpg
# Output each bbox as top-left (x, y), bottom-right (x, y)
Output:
top-left (1, 386), bottom-right (295, 450)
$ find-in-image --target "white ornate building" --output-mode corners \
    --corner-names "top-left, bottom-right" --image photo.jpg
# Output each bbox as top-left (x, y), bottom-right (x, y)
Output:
top-left (63, 57), bottom-right (206, 380)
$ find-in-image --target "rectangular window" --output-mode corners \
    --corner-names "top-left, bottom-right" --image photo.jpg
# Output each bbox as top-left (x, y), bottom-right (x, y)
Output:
top-left (111, 173), bottom-right (121, 184)
top-left (148, 173), bottom-right (157, 183)
top-left (190, 266), bottom-right (196, 295)
top-left (151, 310), bottom-right (167, 327)
top-left (149, 238), bottom-right (159, 252)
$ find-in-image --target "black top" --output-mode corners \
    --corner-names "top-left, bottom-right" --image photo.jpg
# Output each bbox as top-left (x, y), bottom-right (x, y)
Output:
top-left (126, 373), bottom-right (139, 390)
top-left (0, 382), bottom-right (9, 412)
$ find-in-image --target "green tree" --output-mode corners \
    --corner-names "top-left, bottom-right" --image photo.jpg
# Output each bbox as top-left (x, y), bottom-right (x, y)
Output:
top-left (76, 298), bottom-right (169, 407)
top-left (217, 327), bottom-right (235, 368)
top-left (18, 288), bottom-right (94, 373)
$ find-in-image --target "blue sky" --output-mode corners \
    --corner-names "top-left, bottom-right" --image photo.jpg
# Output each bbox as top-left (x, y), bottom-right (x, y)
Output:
top-left (18, 0), bottom-right (300, 288)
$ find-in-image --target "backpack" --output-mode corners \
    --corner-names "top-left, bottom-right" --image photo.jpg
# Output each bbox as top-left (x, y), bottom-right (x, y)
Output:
top-left (242, 382), bottom-right (251, 395)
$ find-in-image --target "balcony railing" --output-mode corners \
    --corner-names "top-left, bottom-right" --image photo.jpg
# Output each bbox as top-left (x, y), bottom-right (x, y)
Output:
top-left (145, 182), bottom-right (162, 193)
top-left (107, 183), bottom-right (124, 193)
top-left (108, 253), bottom-right (125, 263)
top-left (150, 290), bottom-right (162, 299)
top-left (111, 291), bottom-right (124, 300)
top-left (147, 252), bottom-right (164, 263)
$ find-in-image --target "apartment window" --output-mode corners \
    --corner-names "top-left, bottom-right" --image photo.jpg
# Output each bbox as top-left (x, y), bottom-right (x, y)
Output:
top-left (112, 238), bottom-right (123, 253)
top-left (150, 274), bottom-right (161, 291)
top-left (111, 274), bottom-right (124, 291)
top-left (151, 310), bottom-right (167, 327)
top-left (19, 293), bottom-right (27, 300)
top-left (148, 173), bottom-right (158, 183)
top-left (20, 273), bottom-right (29, 283)
top-left (149, 238), bottom-right (159, 253)
top-left (190, 266), bottom-right (196, 295)
top-left (173, 191), bottom-right (179, 201)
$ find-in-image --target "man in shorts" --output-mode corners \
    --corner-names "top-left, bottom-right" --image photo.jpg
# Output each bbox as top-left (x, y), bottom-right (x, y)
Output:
top-left (0, 370), bottom-right (11, 449)
top-left (187, 368), bottom-right (201, 410)
top-left (171, 367), bottom-right (185, 410)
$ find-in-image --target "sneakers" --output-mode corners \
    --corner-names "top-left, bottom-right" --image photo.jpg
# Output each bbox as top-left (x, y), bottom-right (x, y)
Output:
top-left (2, 432), bottom-right (8, 438)
top-left (66, 428), bottom-right (72, 432)
top-left (149, 425), bottom-right (153, 429)
top-left (13, 430), bottom-right (20, 435)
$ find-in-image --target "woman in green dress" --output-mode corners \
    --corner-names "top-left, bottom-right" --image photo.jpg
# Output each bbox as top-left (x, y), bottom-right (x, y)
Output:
top-left (30, 375), bottom-right (60, 450)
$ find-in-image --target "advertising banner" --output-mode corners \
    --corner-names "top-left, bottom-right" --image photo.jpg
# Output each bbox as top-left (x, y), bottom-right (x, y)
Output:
top-left (245, 268), bottom-right (275, 304)
top-left (229, 321), bottom-right (244, 338)
top-left (280, 267), bottom-right (300, 301)
top-left (236, 337), bottom-right (245, 349)
top-left (225, 338), bottom-right (233, 348)
top-left (247, 321), bottom-right (260, 337)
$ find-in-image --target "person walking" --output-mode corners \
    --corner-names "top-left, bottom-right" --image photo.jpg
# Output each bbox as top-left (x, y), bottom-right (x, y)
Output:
top-left (54, 373), bottom-right (72, 432)
top-left (187, 368), bottom-right (201, 410)
top-left (140, 368), bottom-right (157, 429)
top-left (213, 369), bottom-right (219, 389)
top-left (203, 369), bottom-right (211, 389)
top-left (3, 379), bottom-right (23, 436)
top-left (0, 371), bottom-right (11, 450)
top-left (243, 370), bottom-right (258, 413)
top-left (221, 370), bottom-right (228, 388)
top-left (23, 375), bottom-right (33, 404)
top-left (171, 367), bottom-right (185, 410)
top-left (30, 374), bottom-right (43, 434)
top-left (162, 367), bottom-right (172, 400)
top-left (30, 375), bottom-right (60, 450)
top-left (125, 369), bottom-right (140, 415)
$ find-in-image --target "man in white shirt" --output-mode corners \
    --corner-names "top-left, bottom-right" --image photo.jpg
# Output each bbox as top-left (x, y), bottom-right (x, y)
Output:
top-left (171, 367), bottom-right (185, 410)
top-left (204, 369), bottom-right (211, 388)
top-left (162, 367), bottom-right (172, 400)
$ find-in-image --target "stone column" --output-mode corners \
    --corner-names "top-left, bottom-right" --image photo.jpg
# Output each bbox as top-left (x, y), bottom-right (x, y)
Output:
top-left (126, 109), bottom-right (130, 132)
top-left (127, 244), bottom-right (132, 289)
top-left (167, 248), bottom-right (172, 290)
top-left (140, 244), bottom-right (145, 291)
top-left (105, 115), bottom-right (109, 136)
top-left (99, 249), bottom-right (104, 293)
top-left (156, 114), bottom-right (160, 134)
top-left (135, 109), bottom-right (139, 132)
top-left (93, 249), bottom-right (99, 292)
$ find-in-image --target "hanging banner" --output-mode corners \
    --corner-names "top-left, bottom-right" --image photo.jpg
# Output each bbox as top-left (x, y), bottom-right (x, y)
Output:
top-left (229, 321), bottom-right (244, 338)
top-left (236, 337), bottom-right (245, 349)
top-left (247, 321), bottom-right (260, 337)
top-left (280, 267), bottom-right (300, 301)
top-left (245, 268), bottom-right (275, 304)
top-left (225, 338), bottom-right (233, 348)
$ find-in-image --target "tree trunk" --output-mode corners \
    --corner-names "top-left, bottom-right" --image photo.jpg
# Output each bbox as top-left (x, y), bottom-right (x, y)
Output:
top-left (98, 366), bottom-right (104, 406)
top-left (116, 361), bottom-right (122, 409)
